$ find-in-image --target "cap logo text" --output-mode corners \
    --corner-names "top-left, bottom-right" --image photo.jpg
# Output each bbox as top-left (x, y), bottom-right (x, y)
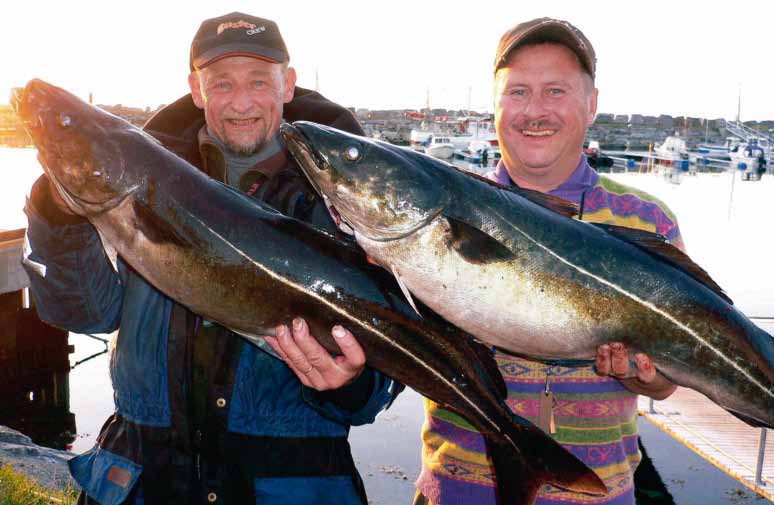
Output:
top-left (217, 20), bottom-right (257, 35)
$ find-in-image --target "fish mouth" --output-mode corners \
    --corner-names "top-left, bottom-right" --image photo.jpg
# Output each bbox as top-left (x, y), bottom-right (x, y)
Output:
top-left (281, 123), bottom-right (329, 177)
top-left (10, 87), bottom-right (24, 114)
top-left (281, 123), bottom-right (355, 235)
top-left (11, 83), bottom-right (45, 132)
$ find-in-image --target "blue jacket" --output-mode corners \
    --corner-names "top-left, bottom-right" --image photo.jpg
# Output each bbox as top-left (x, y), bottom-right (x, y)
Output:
top-left (23, 88), bottom-right (401, 505)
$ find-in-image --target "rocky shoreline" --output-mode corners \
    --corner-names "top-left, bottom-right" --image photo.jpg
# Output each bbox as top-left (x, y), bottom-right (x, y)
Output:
top-left (0, 425), bottom-right (77, 492)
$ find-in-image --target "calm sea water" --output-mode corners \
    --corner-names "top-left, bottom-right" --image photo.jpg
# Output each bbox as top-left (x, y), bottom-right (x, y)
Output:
top-left (2, 147), bottom-right (772, 503)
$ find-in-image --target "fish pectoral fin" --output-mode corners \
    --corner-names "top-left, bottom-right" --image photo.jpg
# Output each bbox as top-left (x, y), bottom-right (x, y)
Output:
top-left (231, 329), bottom-right (284, 360)
top-left (444, 217), bottom-right (515, 265)
top-left (132, 199), bottom-right (195, 248)
top-left (591, 222), bottom-right (733, 304)
top-left (390, 265), bottom-right (421, 317)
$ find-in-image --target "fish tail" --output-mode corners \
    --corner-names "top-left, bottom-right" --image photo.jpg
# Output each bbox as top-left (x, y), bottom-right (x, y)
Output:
top-left (488, 413), bottom-right (607, 504)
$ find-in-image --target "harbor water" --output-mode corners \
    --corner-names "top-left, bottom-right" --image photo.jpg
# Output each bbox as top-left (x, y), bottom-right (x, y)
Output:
top-left (1, 147), bottom-right (772, 503)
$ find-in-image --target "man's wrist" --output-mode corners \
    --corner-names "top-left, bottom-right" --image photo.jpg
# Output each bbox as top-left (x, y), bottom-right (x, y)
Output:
top-left (317, 367), bottom-right (375, 412)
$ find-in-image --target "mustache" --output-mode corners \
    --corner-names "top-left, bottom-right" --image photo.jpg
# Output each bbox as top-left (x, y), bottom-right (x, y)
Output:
top-left (514, 119), bottom-right (560, 130)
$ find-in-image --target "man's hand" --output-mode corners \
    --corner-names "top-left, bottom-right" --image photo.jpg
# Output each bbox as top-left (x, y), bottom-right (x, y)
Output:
top-left (264, 318), bottom-right (366, 391)
top-left (595, 342), bottom-right (676, 400)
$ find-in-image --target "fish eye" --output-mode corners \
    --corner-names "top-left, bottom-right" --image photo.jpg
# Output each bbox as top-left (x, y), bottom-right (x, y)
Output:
top-left (343, 145), bottom-right (361, 162)
top-left (58, 113), bottom-right (72, 128)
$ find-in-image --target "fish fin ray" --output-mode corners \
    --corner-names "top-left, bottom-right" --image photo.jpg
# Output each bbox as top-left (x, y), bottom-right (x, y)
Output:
top-left (592, 223), bottom-right (733, 304)
top-left (390, 265), bottom-right (422, 317)
top-left (445, 217), bottom-right (516, 264)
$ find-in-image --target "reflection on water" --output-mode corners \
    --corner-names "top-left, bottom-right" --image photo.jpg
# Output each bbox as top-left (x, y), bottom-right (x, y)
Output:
top-left (0, 290), bottom-right (76, 450)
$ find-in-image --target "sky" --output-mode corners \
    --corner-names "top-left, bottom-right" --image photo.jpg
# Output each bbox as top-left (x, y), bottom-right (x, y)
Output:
top-left (3, 0), bottom-right (774, 120)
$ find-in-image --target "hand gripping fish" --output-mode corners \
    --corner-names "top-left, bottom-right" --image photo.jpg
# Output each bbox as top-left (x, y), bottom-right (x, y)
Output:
top-left (12, 79), bottom-right (606, 504)
top-left (283, 120), bottom-right (774, 430)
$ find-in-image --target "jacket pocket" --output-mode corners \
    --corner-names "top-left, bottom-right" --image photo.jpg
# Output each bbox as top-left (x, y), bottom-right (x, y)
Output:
top-left (68, 445), bottom-right (142, 505)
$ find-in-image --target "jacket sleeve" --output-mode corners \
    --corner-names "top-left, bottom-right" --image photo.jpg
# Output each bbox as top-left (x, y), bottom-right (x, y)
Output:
top-left (301, 369), bottom-right (404, 426)
top-left (22, 175), bottom-right (124, 334)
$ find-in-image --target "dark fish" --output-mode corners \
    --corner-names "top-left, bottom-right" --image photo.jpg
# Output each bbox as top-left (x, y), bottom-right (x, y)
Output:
top-left (13, 79), bottom-right (607, 504)
top-left (282, 120), bottom-right (774, 429)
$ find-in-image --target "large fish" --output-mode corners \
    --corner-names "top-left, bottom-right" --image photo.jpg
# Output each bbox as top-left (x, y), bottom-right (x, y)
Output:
top-left (282, 120), bottom-right (774, 429)
top-left (12, 79), bottom-right (607, 504)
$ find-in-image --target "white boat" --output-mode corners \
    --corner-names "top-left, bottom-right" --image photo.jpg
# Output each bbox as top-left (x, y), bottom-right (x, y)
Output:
top-left (654, 136), bottom-right (688, 162)
top-left (453, 140), bottom-right (500, 169)
top-left (409, 130), bottom-right (433, 152)
top-left (729, 140), bottom-right (768, 181)
top-left (695, 142), bottom-right (730, 159)
top-left (424, 136), bottom-right (455, 160)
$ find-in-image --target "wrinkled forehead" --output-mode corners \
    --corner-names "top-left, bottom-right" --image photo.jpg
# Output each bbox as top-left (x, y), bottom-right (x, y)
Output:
top-left (196, 56), bottom-right (286, 81)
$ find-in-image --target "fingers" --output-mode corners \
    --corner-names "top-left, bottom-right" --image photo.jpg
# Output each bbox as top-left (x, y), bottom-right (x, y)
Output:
top-left (595, 343), bottom-right (656, 383)
top-left (595, 343), bottom-right (633, 378)
top-left (633, 353), bottom-right (657, 384)
top-left (595, 344), bottom-right (612, 376)
top-left (267, 318), bottom-right (365, 391)
top-left (279, 319), bottom-right (330, 388)
top-left (331, 325), bottom-right (366, 376)
top-left (609, 343), bottom-right (630, 376)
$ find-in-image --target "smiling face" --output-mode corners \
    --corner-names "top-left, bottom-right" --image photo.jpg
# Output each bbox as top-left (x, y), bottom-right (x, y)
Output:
top-left (494, 43), bottom-right (598, 192)
top-left (189, 55), bottom-right (296, 155)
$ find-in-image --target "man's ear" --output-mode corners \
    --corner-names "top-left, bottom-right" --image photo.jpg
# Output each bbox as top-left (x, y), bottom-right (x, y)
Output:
top-left (587, 87), bottom-right (599, 126)
top-left (188, 72), bottom-right (205, 109)
top-left (283, 67), bottom-right (297, 104)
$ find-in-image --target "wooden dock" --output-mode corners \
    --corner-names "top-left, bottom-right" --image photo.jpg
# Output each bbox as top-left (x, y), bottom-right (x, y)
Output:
top-left (638, 387), bottom-right (773, 501)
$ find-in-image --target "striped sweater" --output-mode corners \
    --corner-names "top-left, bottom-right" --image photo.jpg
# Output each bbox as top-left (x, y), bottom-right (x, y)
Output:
top-left (416, 156), bottom-right (684, 505)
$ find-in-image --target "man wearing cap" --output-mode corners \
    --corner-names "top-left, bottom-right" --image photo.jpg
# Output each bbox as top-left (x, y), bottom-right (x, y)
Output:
top-left (414, 18), bottom-right (683, 505)
top-left (23, 12), bottom-right (400, 505)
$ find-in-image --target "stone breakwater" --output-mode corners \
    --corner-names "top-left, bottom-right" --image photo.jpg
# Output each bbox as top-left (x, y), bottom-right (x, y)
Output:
top-left (0, 425), bottom-right (76, 492)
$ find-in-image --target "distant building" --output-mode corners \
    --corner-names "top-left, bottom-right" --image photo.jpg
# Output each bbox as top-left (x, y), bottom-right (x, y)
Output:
top-left (596, 113), bottom-right (614, 123)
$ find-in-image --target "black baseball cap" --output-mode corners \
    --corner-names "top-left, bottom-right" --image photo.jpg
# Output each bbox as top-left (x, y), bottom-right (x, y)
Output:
top-left (494, 18), bottom-right (596, 79)
top-left (190, 12), bottom-right (289, 71)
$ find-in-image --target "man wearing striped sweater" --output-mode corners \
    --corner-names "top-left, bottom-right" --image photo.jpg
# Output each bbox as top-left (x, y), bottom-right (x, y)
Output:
top-left (415, 18), bottom-right (682, 505)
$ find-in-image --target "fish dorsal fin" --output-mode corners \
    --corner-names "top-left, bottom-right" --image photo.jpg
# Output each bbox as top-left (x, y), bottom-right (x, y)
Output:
top-left (456, 168), bottom-right (579, 219)
top-left (512, 186), bottom-right (579, 219)
top-left (592, 223), bottom-right (733, 305)
top-left (445, 217), bottom-right (515, 265)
